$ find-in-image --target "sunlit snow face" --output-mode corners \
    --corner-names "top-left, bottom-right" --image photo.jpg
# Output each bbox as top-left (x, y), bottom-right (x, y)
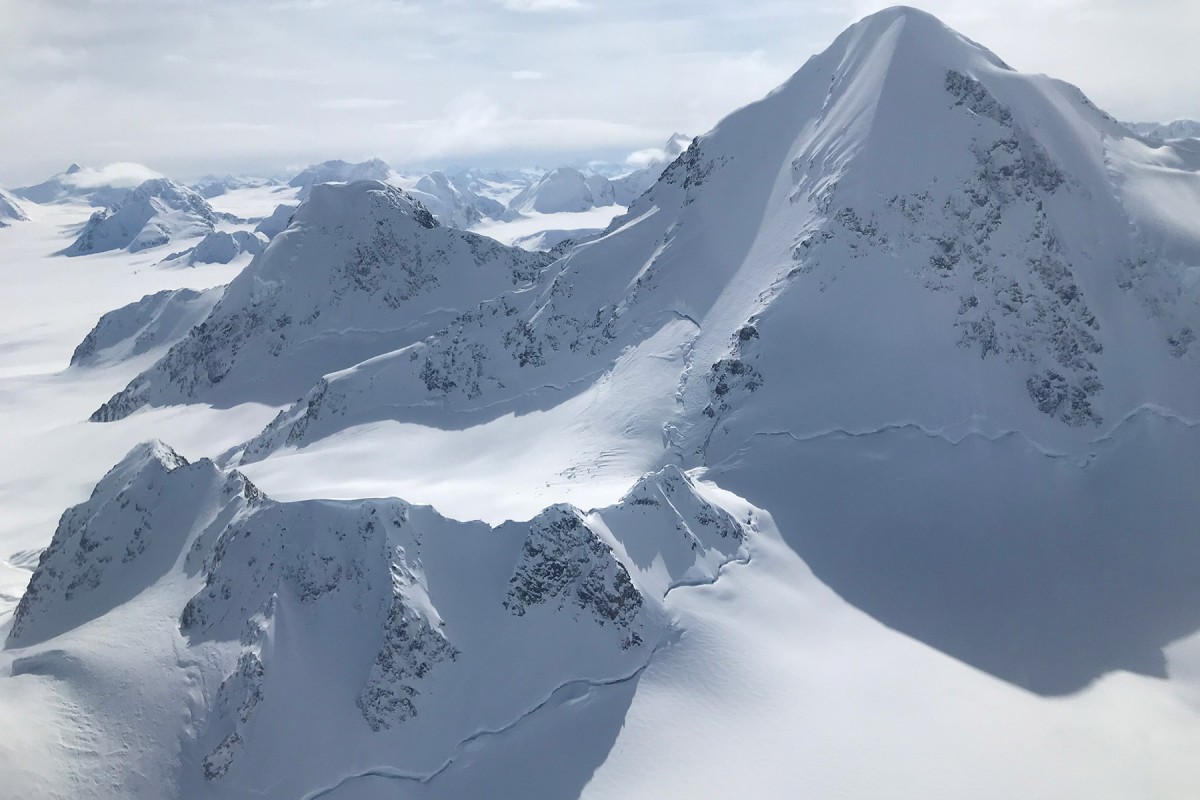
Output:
top-left (1, 0), bottom-right (1196, 183)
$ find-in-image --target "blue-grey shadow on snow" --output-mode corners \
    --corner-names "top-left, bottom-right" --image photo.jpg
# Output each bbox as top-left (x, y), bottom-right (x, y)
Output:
top-left (711, 410), bottom-right (1200, 696)
top-left (310, 674), bottom-right (641, 800)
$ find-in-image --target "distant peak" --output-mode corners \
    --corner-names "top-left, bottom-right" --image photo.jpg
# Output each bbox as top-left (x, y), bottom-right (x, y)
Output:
top-left (65, 163), bottom-right (82, 174)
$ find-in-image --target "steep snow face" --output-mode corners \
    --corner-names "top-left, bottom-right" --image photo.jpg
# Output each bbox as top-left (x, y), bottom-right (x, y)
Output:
top-left (289, 158), bottom-right (394, 199)
top-left (91, 181), bottom-right (552, 417)
top-left (253, 203), bottom-right (297, 239)
top-left (4, 440), bottom-right (746, 796)
top-left (165, 230), bottom-right (267, 266)
top-left (62, 179), bottom-right (218, 256)
top-left (0, 188), bottom-right (28, 227)
top-left (246, 5), bottom-right (1200, 468)
top-left (504, 168), bottom-right (616, 218)
top-left (70, 287), bottom-right (223, 368)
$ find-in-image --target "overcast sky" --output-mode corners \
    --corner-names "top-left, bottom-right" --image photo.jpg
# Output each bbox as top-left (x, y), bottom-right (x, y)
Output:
top-left (2, 0), bottom-right (1197, 185)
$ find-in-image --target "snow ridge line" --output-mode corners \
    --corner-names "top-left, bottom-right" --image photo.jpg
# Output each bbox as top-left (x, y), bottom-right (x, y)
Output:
top-left (741, 404), bottom-right (1199, 460)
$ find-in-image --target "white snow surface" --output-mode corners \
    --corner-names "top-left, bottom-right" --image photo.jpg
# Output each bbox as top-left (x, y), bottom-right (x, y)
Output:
top-left (3, 7), bottom-right (1200, 800)
top-left (468, 206), bottom-right (626, 247)
top-left (503, 167), bottom-right (616, 219)
top-left (63, 179), bottom-right (219, 256)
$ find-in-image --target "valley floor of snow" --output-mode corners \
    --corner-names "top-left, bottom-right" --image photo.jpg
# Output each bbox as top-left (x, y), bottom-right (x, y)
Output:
top-left (3, 194), bottom-right (1200, 799)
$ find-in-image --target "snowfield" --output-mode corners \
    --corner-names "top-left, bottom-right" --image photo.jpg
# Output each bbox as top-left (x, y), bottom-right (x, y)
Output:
top-left (2, 6), bottom-right (1200, 799)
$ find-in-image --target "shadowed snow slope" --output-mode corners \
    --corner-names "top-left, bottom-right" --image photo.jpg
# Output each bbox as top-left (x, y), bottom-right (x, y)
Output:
top-left (70, 287), bottom-right (224, 368)
top-left (91, 181), bottom-right (552, 415)
top-left (6, 8), bottom-right (1200, 799)
top-left (4, 442), bottom-right (746, 797)
top-left (0, 188), bottom-right (28, 227)
top-left (229, 5), bottom-right (1200, 693)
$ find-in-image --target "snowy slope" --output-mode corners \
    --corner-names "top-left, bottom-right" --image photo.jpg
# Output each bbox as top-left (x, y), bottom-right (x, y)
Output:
top-left (4, 8), bottom-right (1200, 800)
top-left (610, 132), bottom-right (691, 206)
top-left (391, 171), bottom-right (504, 228)
top-left (0, 188), bottom-right (28, 227)
top-left (3, 441), bottom-right (745, 797)
top-left (253, 203), bottom-right (298, 239)
top-left (163, 230), bottom-right (267, 266)
top-left (63, 179), bottom-right (219, 256)
top-left (289, 159), bottom-right (393, 199)
top-left (231, 5), bottom-right (1200, 696)
top-left (503, 167), bottom-right (616, 219)
top-left (91, 181), bottom-right (552, 415)
top-left (70, 287), bottom-right (223, 368)
top-left (246, 6), bottom-right (1200, 466)
top-left (1128, 119), bottom-right (1200, 141)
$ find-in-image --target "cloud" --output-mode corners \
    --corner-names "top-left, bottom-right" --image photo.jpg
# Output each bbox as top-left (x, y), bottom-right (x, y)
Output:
top-left (318, 97), bottom-right (402, 110)
top-left (1, 0), bottom-right (1198, 184)
top-left (65, 162), bottom-right (163, 189)
top-left (494, 0), bottom-right (587, 11)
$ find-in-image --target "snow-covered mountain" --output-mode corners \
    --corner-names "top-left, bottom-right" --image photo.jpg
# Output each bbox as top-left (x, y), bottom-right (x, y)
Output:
top-left (191, 175), bottom-right (279, 199)
top-left (62, 179), bottom-right (219, 256)
top-left (164, 230), bottom-right (267, 266)
top-left (91, 180), bottom-right (552, 415)
top-left (398, 170), bottom-right (504, 228)
top-left (503, 167), bottom-right (616, 219)
top-left (0, 188), bottom-right (28, 227)
top-left (7, 8), bottom-right (1200, 799)
top-left (70, 287), bottom-right (224, 368)
top-left (1127, 119), bottom-right (1200, 141)
top-left (252, 203), bottom-right (297, 239)
top-left (610, 132), bottom-right (691, 205)
top-left (6, 440), bottom-right (745, 795)
top-left (14, 162), bottom-right (163, 207)
top-left (232, 5), bottom-right (1200, 693)
top-left (288, 158), bottom-right (394, 199)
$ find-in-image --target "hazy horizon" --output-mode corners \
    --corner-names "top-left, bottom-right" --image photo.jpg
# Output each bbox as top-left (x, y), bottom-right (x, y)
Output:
top-left (3, 0), bottom-right (1198, 185)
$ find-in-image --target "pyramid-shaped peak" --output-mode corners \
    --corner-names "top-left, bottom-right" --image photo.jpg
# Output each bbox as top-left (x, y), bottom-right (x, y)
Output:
top-left (65, 162), bottom-right (82, 175)
top-left (829, 5), bottom-right (1012, 75)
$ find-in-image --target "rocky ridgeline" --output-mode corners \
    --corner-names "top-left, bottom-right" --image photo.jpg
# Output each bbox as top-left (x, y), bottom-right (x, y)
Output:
top-left (63, 178), bottom-right (219, 256)
top-left (90, 181), bottom-right (554, 418)
top-left (6, 439), bottom-right (749, 783)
